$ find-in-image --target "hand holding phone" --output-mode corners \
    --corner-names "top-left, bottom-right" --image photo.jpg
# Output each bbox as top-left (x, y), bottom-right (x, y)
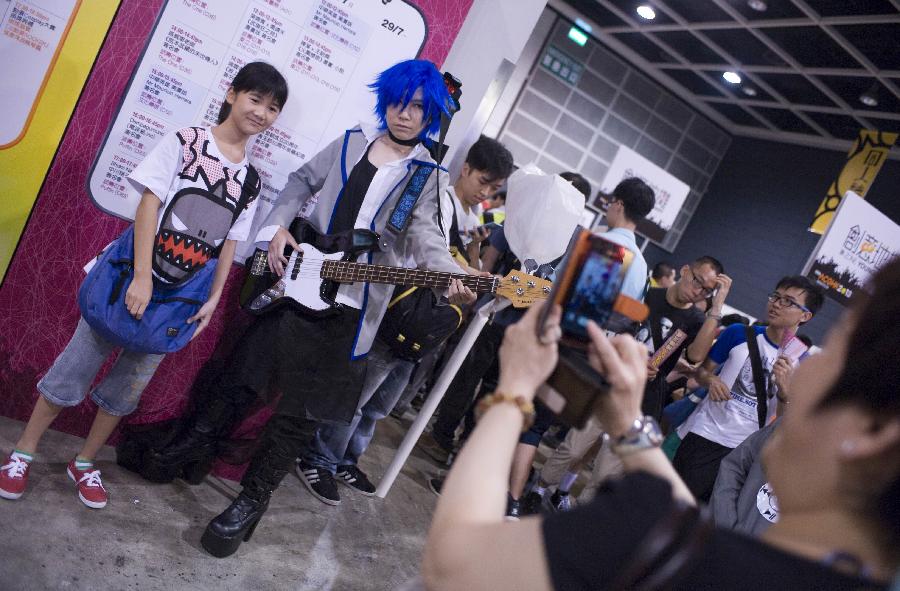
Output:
top-left (537, 228), bottom-right (650, 427)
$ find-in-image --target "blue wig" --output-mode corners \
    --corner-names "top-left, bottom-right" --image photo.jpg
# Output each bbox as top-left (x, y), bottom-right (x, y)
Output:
top-left (369, 59), bottom-right (451, 138)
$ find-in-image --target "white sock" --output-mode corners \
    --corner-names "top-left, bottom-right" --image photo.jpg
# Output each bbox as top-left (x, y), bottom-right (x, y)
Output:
top-left (559, 471), bottom-right (578, 493)
top-left (11, 449), bottom-right (34, 463)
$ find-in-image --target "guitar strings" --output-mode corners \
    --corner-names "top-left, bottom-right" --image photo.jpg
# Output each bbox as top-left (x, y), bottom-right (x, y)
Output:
top-left (274, 271), bottom-right (502, 289)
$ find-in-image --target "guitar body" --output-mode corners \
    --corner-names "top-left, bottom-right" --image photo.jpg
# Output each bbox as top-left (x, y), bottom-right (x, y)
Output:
top-left (239, 219), bottom-right (379, 316)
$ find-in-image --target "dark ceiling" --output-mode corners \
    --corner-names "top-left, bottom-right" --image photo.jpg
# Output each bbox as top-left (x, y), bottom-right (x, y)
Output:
top-left (558, 0), bottom-right (900, 148)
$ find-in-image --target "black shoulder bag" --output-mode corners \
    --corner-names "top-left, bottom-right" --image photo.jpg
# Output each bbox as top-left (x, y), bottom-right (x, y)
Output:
top-left (611, 502), bottom-right (713, 591)
top-left (376, 189), bottom-right (464, 361)
top-left (744, 325), bottom-right (769, 429)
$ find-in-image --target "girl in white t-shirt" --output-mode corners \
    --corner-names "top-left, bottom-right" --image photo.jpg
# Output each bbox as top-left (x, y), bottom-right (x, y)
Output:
top-left (0, 62), bottom-right (287, 510)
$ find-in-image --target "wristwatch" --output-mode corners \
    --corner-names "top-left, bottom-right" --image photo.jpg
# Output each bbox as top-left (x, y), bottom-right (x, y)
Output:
top-left (605, 415), bottom-right (664, 456)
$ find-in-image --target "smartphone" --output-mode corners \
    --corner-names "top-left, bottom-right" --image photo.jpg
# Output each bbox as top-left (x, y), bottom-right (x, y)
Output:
top-left (535, 228), bottom-right (649, 427)
top-left (459, 222), bottom-right (501, 237)
top-left (541, 229), bottom-right (634, 347)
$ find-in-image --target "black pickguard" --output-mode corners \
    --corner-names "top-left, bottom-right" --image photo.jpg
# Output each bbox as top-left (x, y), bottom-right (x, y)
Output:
top-left (238, 219), bottom-right (379, 316)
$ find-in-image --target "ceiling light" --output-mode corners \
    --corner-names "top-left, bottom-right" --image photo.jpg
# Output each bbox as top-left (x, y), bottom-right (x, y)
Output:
top-left (636, 5), bottom-right (656, 20)
top-left (859, 94), bottom-right (878, 107)
top-left (723, 71), bottom-right (741, 84)
top-left (859, 83), bottom-right (879, 107)
top-left (575, 18), bottom-right (593, 33)
top-left (742, 87), bottom-right (757, 96)
top-left (747, 0), bottom-right (767, 12)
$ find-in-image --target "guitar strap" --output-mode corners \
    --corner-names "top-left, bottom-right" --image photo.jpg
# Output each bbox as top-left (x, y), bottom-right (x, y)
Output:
top-left (378, 164), bottom-right (435, 252)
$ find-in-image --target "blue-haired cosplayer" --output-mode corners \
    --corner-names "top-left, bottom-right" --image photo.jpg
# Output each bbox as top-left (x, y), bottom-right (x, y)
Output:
top-left (370, 58), bottom-right (452, 138)
top-left (146, 59), bottom-right (466, 558)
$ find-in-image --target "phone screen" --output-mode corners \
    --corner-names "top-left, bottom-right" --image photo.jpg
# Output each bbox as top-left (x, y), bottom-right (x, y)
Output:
top-left (559, 242), bottom-right (627, 340)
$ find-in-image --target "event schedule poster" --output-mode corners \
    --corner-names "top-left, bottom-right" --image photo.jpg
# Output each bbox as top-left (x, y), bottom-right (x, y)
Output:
top-left (0, 0), bottom-right (80, 147)
top-left (88, 0), bottom-right (426, 257)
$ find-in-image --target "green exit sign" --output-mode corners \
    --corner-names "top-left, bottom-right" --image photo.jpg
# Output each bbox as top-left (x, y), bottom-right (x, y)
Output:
top-left (568, 26), bottom-right (588, 46)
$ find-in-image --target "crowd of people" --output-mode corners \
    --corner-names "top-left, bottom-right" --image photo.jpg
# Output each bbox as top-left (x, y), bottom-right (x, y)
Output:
top-left (1, 57), bottom-right (897, 589)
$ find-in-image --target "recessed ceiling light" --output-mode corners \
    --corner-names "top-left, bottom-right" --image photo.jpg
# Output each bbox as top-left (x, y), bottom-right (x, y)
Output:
top-left (742, 87), bottom-right (757, 96)
top-left (636, 5), bottom-right (656, 20)
top-left (723, 71), bottom-right (741, 84)
top-left (860, 94), bottom-right (878, 107)
top-left (860, 83), bottom-right (879, 107)
top-left (748, 0), bottom-right (767, 12)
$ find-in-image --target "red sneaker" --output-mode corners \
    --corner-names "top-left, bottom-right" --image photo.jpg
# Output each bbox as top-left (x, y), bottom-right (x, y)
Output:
top-left (66, 459), bottom-right (108, 509)
top-left (0, 452), bottom-right (32, 500)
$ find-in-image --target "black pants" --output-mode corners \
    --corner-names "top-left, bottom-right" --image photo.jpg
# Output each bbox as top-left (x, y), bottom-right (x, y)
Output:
top-left (241, 414), bottom-right (317, 499)
top-left (672, 432), bottom-right (734, 503)
top-left (431, 321), bottom-right (505, 451)
top-left (212, 308), bottom-right (367, 497)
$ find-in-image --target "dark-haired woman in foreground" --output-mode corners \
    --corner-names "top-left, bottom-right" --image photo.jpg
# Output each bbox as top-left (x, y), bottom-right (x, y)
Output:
top-left (422, 259), bottom-right (900, 590)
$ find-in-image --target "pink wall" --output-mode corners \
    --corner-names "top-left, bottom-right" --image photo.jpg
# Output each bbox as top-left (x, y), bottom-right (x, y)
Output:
top-left (0, 0), bottom-right (474, 449)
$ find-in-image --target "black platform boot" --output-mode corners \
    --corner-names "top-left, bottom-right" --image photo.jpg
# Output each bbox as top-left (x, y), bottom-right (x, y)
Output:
top-left (200, 491), bottom-right (269, 558)
top-left (200, 440), bottom-right (291, 558)
top-left (145, 388), bottom-right (257, 484)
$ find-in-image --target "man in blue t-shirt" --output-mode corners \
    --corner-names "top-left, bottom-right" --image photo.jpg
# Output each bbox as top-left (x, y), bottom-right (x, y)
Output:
top-left (674, 275), bottom-right (824, 502)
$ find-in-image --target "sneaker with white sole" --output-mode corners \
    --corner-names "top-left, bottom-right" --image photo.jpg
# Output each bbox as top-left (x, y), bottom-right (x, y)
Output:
top-left (296, 460), bottom-right (340, 506)
top-left (336, 465), bottom-right (375, 496)
top-left (505, 494), bottom-right (521, 521)
top-left (428, 476), bottom-right (443, 497)
top-left (0, 452), bottom-right (32, 500)
top-left (66, 459), bottom-right (108, 509)
top-left (549, 489), bottom-right (574, 512)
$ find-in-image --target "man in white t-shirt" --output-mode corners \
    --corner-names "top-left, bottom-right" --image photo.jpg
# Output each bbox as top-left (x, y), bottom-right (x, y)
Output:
top-left (441, 136), bottom-right (511, 270)
top-left (674, 275), bottom-right (824, 502)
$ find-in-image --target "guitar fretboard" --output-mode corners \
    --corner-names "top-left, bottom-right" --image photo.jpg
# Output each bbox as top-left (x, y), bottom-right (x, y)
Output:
top-left (321, 260), bottom-right (498, 293)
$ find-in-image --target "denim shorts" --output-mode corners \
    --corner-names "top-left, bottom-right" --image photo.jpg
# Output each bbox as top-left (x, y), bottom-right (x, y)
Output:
top-left (37, 317), bottom-right (164, 416)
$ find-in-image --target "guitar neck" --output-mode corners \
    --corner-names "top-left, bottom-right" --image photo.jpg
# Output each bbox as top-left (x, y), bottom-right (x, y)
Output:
top-left (322, 260), bottom-right (498, 293)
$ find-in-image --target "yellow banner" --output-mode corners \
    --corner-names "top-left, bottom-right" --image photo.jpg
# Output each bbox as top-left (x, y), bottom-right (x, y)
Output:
top-left (0, 0), bottom-right (120, 281)
top-left (810, 129), bottom-right (898, 234)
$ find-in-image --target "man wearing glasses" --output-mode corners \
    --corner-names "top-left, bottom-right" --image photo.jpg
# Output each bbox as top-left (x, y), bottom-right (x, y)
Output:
top-left (640, 256), bottom-right (732, 421)
top-left (673, 276), bottom-right (824, 502)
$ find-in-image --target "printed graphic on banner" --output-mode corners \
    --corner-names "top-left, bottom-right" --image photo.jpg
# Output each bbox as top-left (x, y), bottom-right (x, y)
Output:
top-left (0, 0), bottom-right (118, 283)
top-left (88, 0), bottom-right (427, 260)
top-left (0, 0), bottom-right (80, 148)
top-left (599, 146), bottom-right (690, 245)
top-left (803, 193), bottom-right (898, 305)
top-left (809, 129), bottom-right (897, 235)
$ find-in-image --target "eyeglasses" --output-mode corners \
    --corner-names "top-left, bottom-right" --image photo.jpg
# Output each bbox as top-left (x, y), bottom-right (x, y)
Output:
top-left (687, 267), bottom-right (717, 297)
top-left (767, 292), bottom-right (811, 313)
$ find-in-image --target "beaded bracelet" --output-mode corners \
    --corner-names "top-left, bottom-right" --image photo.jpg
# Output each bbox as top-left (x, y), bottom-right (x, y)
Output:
top-left (475, 392), bottom-right (536, 432)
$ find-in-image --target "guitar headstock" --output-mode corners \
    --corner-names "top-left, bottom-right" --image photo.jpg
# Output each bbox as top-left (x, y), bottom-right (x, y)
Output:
top-left (495, 271), bottom-right (553, 308)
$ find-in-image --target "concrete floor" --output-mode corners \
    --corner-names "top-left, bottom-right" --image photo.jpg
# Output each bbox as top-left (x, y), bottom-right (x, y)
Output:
top-left (0, 414), bottom-right (442, 591)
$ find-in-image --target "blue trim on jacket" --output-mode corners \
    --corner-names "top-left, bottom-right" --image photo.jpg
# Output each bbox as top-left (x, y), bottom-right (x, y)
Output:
top-left (326, 128), bottom-right (364, 234)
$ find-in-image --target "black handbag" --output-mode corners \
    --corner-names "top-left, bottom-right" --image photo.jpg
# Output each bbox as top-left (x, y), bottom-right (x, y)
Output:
top-left (376, 286), bottom-right (462, 361)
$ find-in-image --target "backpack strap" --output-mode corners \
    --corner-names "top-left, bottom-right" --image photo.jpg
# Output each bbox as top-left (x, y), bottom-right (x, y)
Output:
top-left (744, 325), bottom-right (769, 429)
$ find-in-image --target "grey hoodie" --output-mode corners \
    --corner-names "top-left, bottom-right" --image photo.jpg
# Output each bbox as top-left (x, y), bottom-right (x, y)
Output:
top-left (711, 420), bottom-right (780, 537)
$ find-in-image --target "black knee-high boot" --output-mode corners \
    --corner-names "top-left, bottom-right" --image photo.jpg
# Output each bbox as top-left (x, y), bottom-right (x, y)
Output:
top-left (144, 386), bottom-right (258, 484)
top-left (200, 415), bottom-right (315, 558)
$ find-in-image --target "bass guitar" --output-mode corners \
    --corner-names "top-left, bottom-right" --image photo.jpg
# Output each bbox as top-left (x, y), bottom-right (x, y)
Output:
top-left (239, 221), bottom-right (552, 316)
